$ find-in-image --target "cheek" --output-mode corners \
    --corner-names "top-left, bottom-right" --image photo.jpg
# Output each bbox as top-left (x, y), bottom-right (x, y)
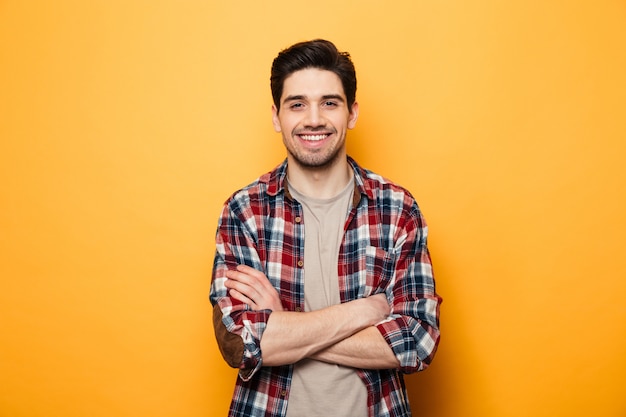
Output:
top-left (329, 113), bottom-right (351, 130)
top-left (280, 118), bottom-right (299, 135)
top-left (335, 120), bottom-right (350, 132)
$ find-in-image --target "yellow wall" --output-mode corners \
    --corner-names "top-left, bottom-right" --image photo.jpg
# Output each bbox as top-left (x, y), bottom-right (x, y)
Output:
top-left (1, 1), bottom-right (625, 416)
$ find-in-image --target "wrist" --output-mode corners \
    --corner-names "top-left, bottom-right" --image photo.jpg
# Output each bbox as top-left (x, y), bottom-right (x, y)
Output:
top-left (354, 296), bottom-right (388, 327)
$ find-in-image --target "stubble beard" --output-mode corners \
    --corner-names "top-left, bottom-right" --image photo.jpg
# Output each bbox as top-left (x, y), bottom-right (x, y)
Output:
top-left (285, 132), bottom-right (345, 170)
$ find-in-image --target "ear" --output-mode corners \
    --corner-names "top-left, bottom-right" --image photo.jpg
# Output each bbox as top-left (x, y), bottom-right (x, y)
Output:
top-left (271, 105), bottom-right (282, 132)
top-left (348, 101), bottom-right (359, 129)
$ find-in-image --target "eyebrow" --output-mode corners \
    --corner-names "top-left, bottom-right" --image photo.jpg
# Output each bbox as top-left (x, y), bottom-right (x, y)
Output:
top-left (282, 94), bottom-right (346, 104)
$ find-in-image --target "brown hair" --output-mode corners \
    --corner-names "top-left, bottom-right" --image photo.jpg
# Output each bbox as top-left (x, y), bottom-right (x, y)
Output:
top-left (270, 39), bottom-right (357, 112)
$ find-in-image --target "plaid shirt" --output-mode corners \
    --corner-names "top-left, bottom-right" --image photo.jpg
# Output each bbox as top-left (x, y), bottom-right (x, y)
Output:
top-left (210, 157), bottom-right (441, 417)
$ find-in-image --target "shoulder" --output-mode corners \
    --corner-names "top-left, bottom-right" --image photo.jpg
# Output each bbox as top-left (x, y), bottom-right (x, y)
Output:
top-left (223, 160), bottom-right (287, 213)
top-left (350, 158), bottom-right (419, 213)
top-left (352, 161), bottom-right (429, 240)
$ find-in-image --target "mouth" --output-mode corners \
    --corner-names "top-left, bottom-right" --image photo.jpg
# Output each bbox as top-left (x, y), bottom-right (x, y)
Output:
top-left (298, 133), bottom-right (330, 142)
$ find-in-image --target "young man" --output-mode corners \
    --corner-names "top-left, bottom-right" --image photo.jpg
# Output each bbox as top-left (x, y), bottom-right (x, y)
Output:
top-left (210, 39), bottom-right (441, 417)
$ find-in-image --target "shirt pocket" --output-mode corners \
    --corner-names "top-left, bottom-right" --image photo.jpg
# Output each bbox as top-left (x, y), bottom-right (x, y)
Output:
top-left (364, 245), bottom-right (396, 296)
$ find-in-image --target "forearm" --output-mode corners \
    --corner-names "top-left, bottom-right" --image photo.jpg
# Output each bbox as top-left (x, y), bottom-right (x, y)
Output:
top-left (260, 295), bottom-right (389, 366)
top-left (310, 326), bottom-right (400, 369)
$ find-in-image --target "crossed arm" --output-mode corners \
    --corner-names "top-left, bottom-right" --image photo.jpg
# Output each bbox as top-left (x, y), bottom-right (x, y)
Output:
top-left (223, 264), bottom-right (400, 369)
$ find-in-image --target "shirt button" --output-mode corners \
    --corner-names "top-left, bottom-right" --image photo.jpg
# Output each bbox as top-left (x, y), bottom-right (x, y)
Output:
top-left (281, 390), bottom-right (288, 397)
top-left (295, 307), bottom-right (302, 312)
top-left (295, 216), bottom-right (302, 223)
top-left (297, 260), bottom-right (304, 267)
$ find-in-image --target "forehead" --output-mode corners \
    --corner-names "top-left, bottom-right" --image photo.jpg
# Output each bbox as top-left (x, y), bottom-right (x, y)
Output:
top-left (281, 68), bottom-right (346, 101)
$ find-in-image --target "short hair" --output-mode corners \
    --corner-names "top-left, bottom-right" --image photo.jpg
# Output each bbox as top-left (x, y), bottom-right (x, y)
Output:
top-left (270, 39), bottom-right (357, 112)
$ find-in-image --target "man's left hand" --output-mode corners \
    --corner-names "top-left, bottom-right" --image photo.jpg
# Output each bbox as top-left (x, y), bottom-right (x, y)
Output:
top-left (224, 265), bottom-right (284, 312)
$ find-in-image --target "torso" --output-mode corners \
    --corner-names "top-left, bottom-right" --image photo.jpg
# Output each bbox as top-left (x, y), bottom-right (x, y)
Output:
top-left (285, 177), bottom-right (368, 417)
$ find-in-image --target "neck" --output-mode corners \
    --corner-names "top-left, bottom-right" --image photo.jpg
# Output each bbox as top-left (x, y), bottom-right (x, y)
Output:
top-left (286, 156), bottom-right (352, 199)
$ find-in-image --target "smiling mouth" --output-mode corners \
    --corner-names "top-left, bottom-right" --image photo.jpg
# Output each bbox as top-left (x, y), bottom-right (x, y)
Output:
top-left (298, 133), bottom-right (330, 141)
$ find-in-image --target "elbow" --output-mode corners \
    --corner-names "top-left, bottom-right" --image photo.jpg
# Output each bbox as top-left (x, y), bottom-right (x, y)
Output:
top-left (406, 332), bottom-right (440, 374)
top-left (212, 306), bottom-right (244, 368)
top-left (398, 349), bottom-right (437, 374)
top-left (395, 326), bottom-right (441, 374)
top-left (377, 316), bottom-right (441, 374)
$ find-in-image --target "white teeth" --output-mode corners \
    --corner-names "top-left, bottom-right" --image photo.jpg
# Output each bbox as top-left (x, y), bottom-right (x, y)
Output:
top-left (300, 134), bottom-right (327, 141)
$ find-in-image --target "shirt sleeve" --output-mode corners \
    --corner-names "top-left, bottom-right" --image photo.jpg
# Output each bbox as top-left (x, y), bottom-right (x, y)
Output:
top-left (209, 199), bottom-right (271, 381)
top-left (375, 202), bottom-right (442, 374)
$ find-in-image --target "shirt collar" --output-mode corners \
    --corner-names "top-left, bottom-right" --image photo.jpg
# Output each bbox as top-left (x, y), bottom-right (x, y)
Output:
top-left (265, 156), bottom-right (374, 207)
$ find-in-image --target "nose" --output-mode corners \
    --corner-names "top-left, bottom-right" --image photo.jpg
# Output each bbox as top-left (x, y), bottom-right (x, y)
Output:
top-left (304, 106), bottom-right (323, 128)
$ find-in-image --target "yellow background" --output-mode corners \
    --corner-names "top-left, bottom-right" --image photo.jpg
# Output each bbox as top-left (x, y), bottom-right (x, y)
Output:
top-left (1, 1), bottom-right (625, 416)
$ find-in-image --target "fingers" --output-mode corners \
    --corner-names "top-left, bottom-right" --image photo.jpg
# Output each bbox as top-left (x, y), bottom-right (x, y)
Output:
top-left (228, 288), bottom-right (256, 309)
top-left (368, 293), bottom-right (393, 318)
top-left (225, 273), bottom-right (260, 303)
top-left (227, 265), bottom-right (277, 295)
top-left (226, 265), bottom-right (268, 286)
top-left (235, 264), bottom-right (263, 277)
top-left (233, 264), bottom-right (268, 282)
top-left (224, 265), bottom-right (284, 312)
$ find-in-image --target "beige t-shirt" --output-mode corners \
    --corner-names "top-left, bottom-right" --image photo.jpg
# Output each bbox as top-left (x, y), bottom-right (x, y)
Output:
top-left (285, 177), bottom-right (368, 417)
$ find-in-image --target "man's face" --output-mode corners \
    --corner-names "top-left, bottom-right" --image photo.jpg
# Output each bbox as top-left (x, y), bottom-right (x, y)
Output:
top-left (272, 68), bottom-right (359, 170)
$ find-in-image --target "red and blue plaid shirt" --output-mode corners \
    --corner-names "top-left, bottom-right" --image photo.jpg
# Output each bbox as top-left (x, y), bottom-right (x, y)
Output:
top-left (210, 157), bottom-right (441, 417)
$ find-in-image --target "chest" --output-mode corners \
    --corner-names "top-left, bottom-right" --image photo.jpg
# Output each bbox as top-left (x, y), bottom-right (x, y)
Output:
top-left (256, 199), bottom-right (399, 309)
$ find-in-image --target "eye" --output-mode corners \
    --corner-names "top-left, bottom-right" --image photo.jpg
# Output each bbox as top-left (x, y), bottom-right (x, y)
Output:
top-left (323, 101), bottom-right (338, 107)
top-left (289, 102), bottom-right (304, 110)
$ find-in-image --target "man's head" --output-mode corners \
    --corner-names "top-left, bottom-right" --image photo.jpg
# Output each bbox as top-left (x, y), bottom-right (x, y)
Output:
top-left (270, 39), bottom-right (357, 113)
